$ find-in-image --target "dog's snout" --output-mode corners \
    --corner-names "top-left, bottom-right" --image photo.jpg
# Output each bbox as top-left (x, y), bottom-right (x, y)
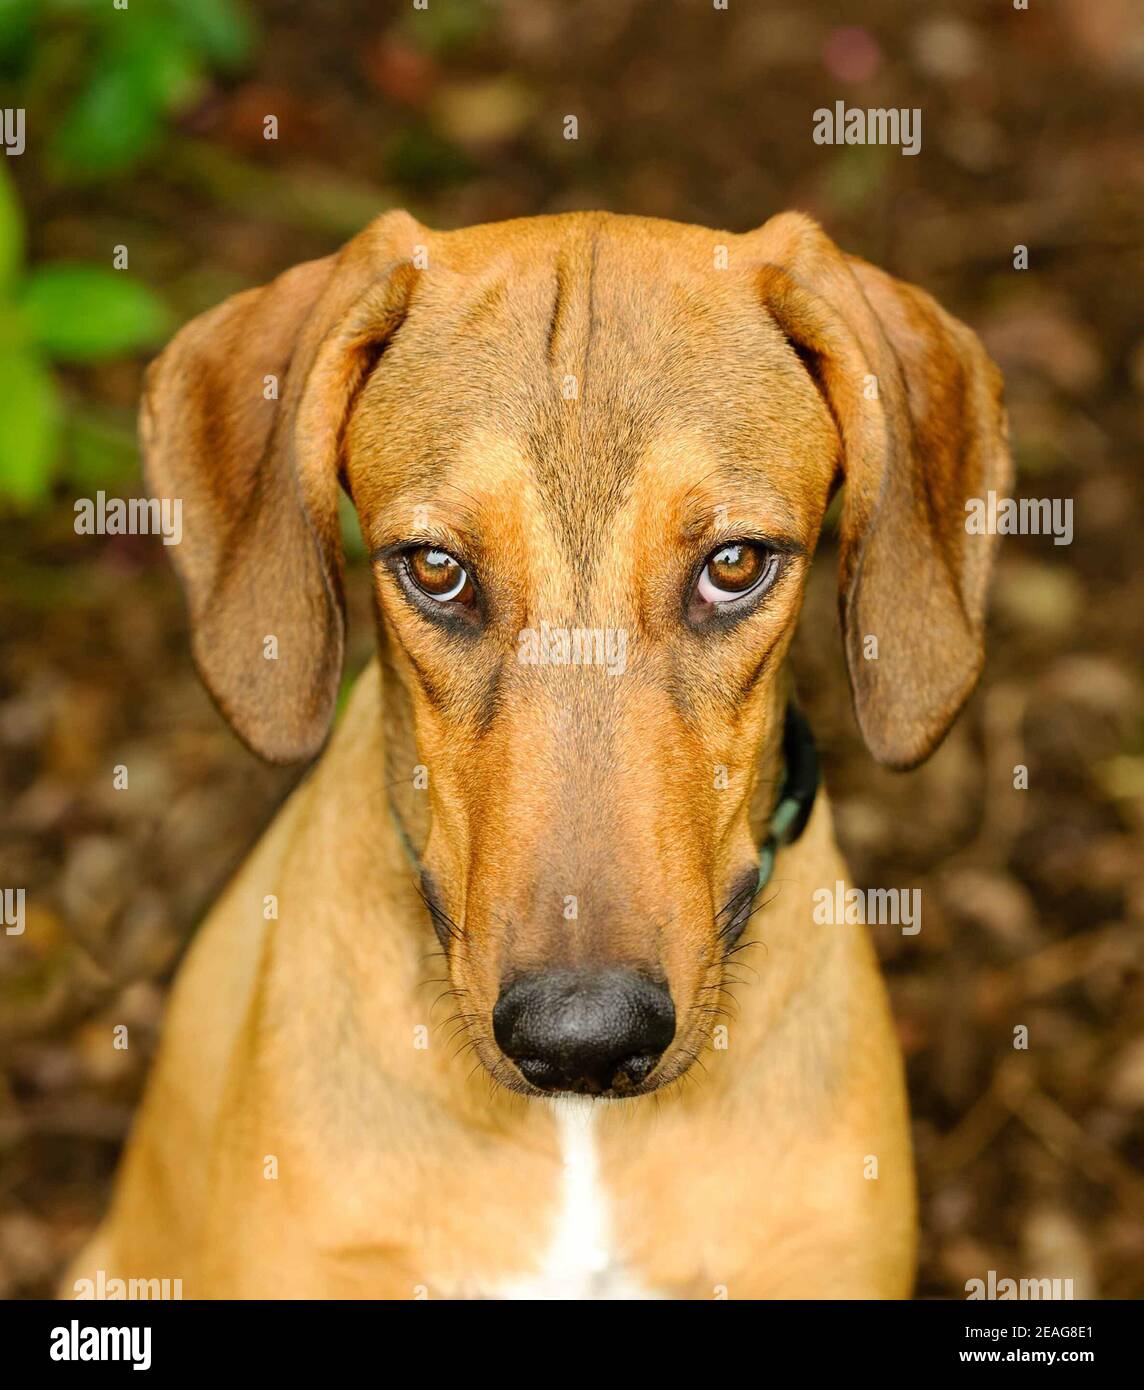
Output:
top-left (492, 969), bottom-right (676, 1096)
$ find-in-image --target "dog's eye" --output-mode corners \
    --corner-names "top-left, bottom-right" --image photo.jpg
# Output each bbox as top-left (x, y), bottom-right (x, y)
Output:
top-left (406, 547), bottom-right (473, 604)
top-left (696, 542), bottom-right (779, 605)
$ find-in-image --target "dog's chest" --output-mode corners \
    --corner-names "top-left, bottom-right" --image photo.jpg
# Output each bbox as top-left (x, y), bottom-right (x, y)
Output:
top-left (451, 1102), bottom-right (662, 1301)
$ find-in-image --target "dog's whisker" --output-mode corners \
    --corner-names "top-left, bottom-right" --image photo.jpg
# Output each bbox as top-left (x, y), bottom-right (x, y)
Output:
top-left (415, 884), bottom-right (465, 945)
top-left (433, 1001), bottom-right (479, 1032)
top-left (724, 937), bottom-right (765, 957)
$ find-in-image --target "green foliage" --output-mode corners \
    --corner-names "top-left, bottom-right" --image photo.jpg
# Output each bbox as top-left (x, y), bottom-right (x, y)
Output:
top-left (0, 164), bottom-right (170, 509)
top-left (0, 146), bottom-right (23, 290)
top-left (165, 0), bottom-right (254, 69)
top-left (67, 406), bottom-right (139, 490)
top-left (338, 491), bottom-right (367, 562)
top-left (0, 0), bottom-right (36, 72)
top-left (399, 0), bottom-right (495, 56)
top-left (0, 0), bottom-right (252, 506)
top-left (21, 262), bottom-right (172, 361)
top-left (387, 126), bottom-right (474, 191)
top-left (9, 0), bottom-right (255, 179)
top-left (0, 344), bottom-right (60, 506)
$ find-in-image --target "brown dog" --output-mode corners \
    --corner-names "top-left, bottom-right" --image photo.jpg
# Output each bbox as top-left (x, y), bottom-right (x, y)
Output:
top-left (67, 210), bottom-right (1009, 1299)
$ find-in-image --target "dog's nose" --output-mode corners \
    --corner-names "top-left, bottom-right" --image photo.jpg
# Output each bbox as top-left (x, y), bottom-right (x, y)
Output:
top-left (493, 968), bottom-right (675, 1096)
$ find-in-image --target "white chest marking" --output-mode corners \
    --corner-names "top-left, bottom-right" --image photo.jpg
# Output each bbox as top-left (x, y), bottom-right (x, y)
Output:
top-left (496, 1100), bottom-right (658, 1301)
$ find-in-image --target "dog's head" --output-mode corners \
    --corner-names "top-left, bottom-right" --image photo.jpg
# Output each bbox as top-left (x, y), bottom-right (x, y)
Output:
top-left (144, 210), bottom-right (1009, 1098)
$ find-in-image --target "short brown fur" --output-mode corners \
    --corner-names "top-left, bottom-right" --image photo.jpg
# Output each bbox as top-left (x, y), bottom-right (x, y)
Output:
top-left (69, 210), bottom-right (1009, 1299)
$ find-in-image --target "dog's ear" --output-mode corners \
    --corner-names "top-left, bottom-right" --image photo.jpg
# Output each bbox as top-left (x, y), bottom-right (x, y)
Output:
top-left (749, 212), bottom-right (1012, 769)
top-left (142, 209), bottom-right (423, 763)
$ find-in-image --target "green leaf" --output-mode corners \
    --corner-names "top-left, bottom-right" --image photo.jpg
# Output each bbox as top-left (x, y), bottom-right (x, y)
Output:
top-left (166, 0), bottom-right (256, 69)
top-left (0, 0), bottom-right (37, 71)
top-left (0, 348), bottom-right (62, 507)
top-left (120, 14), bottom-right (203, 105)
top-left (22, 263), bottom-right (172, 361)
top-left (51, 62), bottom-right (167, 176)
top-left (51, 20), bottom-right (202, 177)
top-left (0, 161), bottom-right (24, 293)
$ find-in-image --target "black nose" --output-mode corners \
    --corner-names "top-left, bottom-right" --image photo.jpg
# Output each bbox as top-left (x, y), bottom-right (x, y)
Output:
top-left (493, 968), bottom-right (675, 1096)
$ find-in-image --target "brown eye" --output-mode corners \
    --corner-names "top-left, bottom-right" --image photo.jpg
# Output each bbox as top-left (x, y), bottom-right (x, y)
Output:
top-left (406, 547), bottom-right (473, 604)
top-left (696, 542), bottom-right (777, 604)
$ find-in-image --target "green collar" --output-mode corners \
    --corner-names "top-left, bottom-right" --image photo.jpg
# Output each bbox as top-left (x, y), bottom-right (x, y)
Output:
top-left (754, 703), bottom-right (819, 892)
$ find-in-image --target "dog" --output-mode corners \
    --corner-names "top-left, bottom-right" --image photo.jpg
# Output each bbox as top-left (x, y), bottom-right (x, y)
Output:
top-left (67, 210), bottom-right (1010, 1299)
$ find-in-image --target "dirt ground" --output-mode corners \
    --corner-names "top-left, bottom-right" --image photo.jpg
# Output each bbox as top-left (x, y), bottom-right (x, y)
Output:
top-left (1, 0), bottom-right (1142, 1298)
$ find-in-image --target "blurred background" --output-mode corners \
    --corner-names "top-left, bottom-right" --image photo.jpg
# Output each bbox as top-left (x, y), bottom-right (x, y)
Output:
top-left (0, 0), bottom-right (1141, 1299)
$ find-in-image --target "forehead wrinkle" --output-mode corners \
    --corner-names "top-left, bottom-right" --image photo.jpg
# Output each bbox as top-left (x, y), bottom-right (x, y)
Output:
top-left (542, 233), bottom-right (707, 585)
top-left (529, 269), bottom-right (702, 593)
top-left (546, 253), bottom-right (570, 366)
top-left (457, 272), bottom-right (509, 332)
top-left (529, 230), bottom-right (610, 583)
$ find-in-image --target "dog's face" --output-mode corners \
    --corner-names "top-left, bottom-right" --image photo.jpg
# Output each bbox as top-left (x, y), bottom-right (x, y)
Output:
top-left (343, 225), bottom-right (838, 1095)
top-left (143, 211), bottom-right (1009, 1098)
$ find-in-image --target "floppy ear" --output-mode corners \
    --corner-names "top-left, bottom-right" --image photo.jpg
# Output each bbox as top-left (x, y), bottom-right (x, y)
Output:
top-left (750, 212), bottom-right (1012, 769)
top-left (142, 209), bottom-right (423, 763)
